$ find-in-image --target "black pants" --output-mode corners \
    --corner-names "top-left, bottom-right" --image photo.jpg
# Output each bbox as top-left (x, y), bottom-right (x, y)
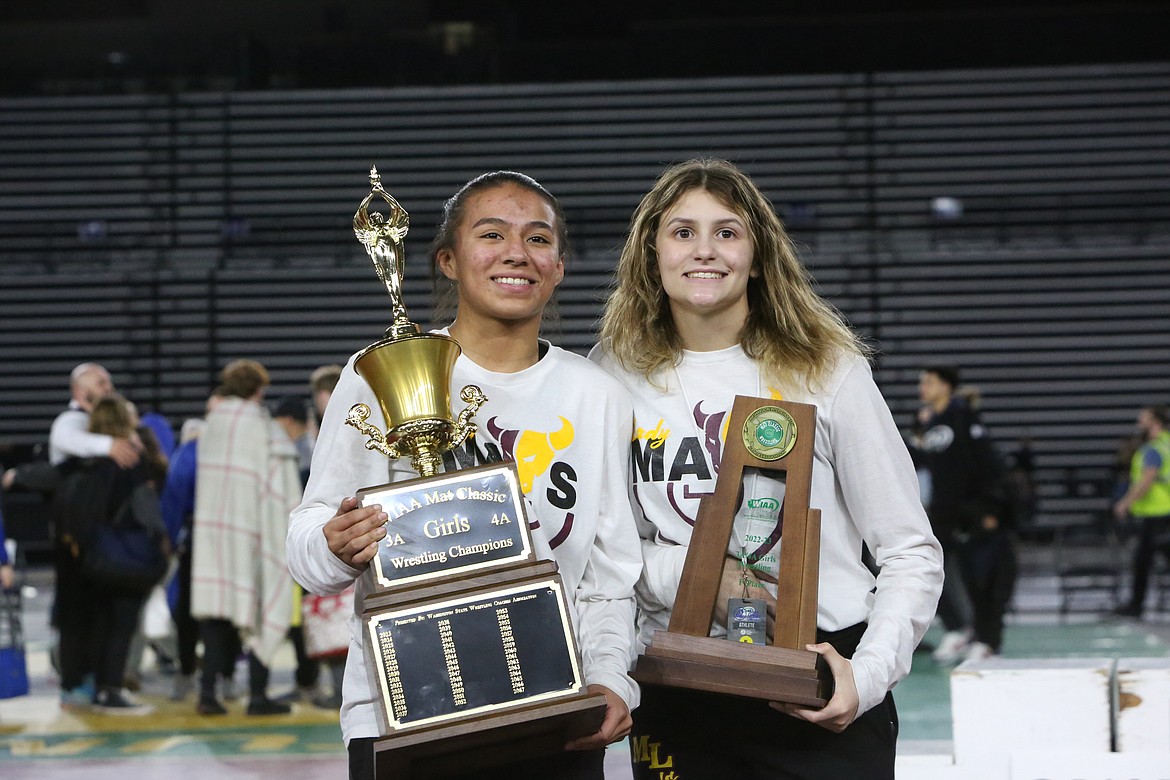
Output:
top-left (347, 737), bottom-right (603, 780)
top-left (199, 618), bottom-right (269, 702)
top-left (956, 529), bottom-right (1017, 651)
top-left (55, 543), bottom-right (92, 691)
top-left (1126, 514), bottom-right (1170, 612)
top-left (174, 544), bottom-right (199, 676)
top-left (629, 623), bottom-right (898, 780)
top-left (934, 532), bottom-right (973, 633)
top-left (91, 583), bottom-right (146, 691)
top-left (288, 624), bottom-right (320, 689)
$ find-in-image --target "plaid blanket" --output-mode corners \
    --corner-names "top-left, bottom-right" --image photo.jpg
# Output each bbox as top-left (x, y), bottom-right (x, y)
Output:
top-left (191, 397), bottom-right (300, 666)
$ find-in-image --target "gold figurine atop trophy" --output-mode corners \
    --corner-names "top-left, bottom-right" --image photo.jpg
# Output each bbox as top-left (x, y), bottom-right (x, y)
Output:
top-left (345, 166), bottom-right (486, 478)
top-left (353, 166), bottom-right (414, 338)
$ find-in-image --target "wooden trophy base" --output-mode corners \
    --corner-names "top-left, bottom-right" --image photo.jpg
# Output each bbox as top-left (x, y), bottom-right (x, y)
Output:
top-left (374, 690), bottom-right (607, 779)
top-left (633, 631), bottom-right (831, 708)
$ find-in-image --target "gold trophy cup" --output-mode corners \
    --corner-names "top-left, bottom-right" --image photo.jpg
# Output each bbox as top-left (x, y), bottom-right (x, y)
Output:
top-left (344, 166), bottom-right (485, 478)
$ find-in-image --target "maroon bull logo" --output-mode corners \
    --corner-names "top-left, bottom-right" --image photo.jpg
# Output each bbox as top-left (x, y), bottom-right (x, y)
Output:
top-left (693, 401), bottom-right (727, 475)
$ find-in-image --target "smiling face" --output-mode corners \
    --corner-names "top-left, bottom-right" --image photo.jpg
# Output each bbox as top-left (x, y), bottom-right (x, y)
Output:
top-left (437, 183), bottom-right (564, 329)
top-left (655, 188), bottom-right (756, 335)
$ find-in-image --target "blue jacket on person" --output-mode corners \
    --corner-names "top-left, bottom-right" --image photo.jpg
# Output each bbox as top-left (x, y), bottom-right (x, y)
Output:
top-left (0, 499), bottom-right (9, 566)
top-left (159, 438), bottom-right (198, 611)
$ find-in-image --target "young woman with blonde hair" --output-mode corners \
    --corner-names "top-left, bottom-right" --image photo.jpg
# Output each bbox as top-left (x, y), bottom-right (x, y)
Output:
top-left (591, 158), bottom-right (943, 779)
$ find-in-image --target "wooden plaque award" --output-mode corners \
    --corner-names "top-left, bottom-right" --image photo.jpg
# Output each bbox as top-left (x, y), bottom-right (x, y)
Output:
top-left (631, 395), bottom-right (832, 707)
top-left (345, 168), bottom-right (605, 779)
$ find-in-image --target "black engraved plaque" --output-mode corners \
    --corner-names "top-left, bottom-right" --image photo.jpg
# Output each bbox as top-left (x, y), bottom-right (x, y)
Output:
top-left (358, 463), bottom-right (532, 588)
top-left (368, 579), bottom-right (582, 730)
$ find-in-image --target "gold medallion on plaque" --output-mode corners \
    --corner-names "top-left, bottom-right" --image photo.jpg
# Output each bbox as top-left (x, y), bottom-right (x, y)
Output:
top-left (742, 405), bottom-right (798, 461)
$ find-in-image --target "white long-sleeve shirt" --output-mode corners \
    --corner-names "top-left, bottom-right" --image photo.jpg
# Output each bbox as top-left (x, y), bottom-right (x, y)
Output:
top-left (589, 343), bottom-right (943, 717)
top-left (49, 402), bottom-right (112, 465)
top-left (287, 336), bottom-right (642, 743)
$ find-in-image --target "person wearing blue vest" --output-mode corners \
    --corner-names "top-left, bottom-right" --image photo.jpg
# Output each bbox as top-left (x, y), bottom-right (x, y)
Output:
top-left (1113, 405), bottom-right (1170, 618)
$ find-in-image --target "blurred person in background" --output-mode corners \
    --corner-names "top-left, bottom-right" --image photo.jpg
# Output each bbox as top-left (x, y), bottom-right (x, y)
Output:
top-left (296, 365), bottom-right (348, 711)
top-left (2, 362), bottom-right (141, 492)
top-left (272, 393), bottom-right (322, 705)
top-left (138, 410), bottom-right (177, 460)
top-left (190, 360), bottom-right (299, 716)
top-left (274, 396), bottom-right (314, 486)
top-left (309, 365), bottom-right (343, 431)
top-left (55, 394), bottom-right (166, 714)
top-left (1112, 405), bottom-right (1170, 619)
top-left (121, 399), bottom-right (173, 690)
top-left (160, 389), bottom-right (228, 701)
top-left (4, 364), bottom-right (142, 704)
top-left (50, 363), bottom-right (140, 469)
top-left (911, 366), bottom-right (1016, 662)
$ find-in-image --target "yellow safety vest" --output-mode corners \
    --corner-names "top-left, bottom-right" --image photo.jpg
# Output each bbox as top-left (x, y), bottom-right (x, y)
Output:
top-left (1131, 431), bottom-right (1170, 518)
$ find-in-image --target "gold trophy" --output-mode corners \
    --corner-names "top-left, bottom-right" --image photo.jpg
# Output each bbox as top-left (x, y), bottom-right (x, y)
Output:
top-left (343, 168), bottom-right (605, 779)
top-left (345, 165), bottom-right (486, 478)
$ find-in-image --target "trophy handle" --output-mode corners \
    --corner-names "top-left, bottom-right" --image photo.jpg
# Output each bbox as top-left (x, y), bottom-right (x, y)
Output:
top-left (449, 385), bottom-right (487, 449)
top-left (346, 403), bottom-right (406, 460)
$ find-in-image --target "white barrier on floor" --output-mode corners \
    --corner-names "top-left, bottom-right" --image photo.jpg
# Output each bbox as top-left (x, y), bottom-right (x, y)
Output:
top-left (1011, 750), bottom-right (1170, 780)
top-left (936, 655), bottom-right (1170, 779)
top-left (898, 749), bottom-right (1170, 780)
top-left (950, 657), bottom-right (1114, 776)
top-left (1116, 657), bottom-right (1170, 755)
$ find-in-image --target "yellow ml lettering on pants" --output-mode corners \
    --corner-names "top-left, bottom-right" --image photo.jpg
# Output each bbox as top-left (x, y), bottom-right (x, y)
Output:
top-left (631, 734), bottom-right (674, 768)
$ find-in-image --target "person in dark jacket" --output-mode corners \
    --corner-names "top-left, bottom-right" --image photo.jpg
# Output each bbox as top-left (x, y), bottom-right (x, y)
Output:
top-left (55, 394), bottom-right (168, 714)
top-left (911, 366), bottom-right (1017, 662)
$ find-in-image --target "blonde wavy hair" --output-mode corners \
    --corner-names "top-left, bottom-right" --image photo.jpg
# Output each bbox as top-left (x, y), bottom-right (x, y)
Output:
top-left (600, 158), bottom-right (867, 391)
top-left (88, 393), bottom-right (135, 438)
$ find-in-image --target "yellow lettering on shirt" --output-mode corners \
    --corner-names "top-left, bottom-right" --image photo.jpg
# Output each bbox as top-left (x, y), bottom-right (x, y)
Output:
top-left (635, 418), bottom-right (671, 449)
